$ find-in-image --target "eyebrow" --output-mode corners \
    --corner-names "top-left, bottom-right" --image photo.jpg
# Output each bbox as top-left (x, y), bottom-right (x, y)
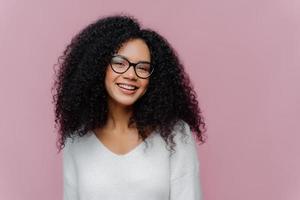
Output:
top-left (114, 54), bottom-right (151, 64)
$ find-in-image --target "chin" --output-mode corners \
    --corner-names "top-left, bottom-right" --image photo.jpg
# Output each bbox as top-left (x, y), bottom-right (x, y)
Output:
top-left (118, 100), bottom-right (135, 106)
top-left (111, 96), bottom-right (139, 107)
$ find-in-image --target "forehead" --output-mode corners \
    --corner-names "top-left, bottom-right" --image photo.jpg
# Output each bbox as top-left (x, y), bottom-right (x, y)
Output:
top-left (116, 38), bottom-right (151, 63)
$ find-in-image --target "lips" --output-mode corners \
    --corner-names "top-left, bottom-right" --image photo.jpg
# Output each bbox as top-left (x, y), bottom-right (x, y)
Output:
top-left (116, 83), bottom-right (139, 90)
top-left (116, 83), bottom-right (138, 95)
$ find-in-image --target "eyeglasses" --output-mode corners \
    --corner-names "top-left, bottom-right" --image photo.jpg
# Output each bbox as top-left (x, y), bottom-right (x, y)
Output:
top-left (109, 54), bottom-right (154, 79)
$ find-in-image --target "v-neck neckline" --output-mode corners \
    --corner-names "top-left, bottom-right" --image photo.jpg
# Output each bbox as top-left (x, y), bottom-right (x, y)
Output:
top-left (90, 130), bottom-right (155, 158)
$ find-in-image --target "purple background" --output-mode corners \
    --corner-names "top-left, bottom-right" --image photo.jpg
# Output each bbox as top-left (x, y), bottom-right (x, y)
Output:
top-left (0, 0), bottom-right (299, 199)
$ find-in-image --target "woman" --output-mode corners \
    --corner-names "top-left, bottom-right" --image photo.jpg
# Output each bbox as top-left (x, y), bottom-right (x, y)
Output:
top-left (52, 14), bottom-right (207, 200)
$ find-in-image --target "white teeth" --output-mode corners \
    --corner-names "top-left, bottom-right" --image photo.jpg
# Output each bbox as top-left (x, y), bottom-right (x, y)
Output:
top-left (118, 84), bottom-right (136, 90)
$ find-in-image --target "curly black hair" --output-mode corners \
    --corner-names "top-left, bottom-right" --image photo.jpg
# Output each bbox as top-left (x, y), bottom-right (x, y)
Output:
top-left (52, 13), bottom-right (207, 155)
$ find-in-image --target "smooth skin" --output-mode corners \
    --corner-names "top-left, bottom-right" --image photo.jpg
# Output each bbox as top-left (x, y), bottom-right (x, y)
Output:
top-left (93, 38), bottom-right (151, 155)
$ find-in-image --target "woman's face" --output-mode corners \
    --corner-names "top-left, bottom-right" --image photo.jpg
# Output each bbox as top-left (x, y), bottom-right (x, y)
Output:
top-left (105, 38), bottom-right (151, 107)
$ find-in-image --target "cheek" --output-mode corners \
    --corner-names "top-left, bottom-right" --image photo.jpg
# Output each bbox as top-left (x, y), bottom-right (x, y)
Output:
top-left (105, 67), bottom-right (116, 85)
top-left (140, 80), bottom-right (149, 91)
top-left (104, 69), bottom-right (115, 94)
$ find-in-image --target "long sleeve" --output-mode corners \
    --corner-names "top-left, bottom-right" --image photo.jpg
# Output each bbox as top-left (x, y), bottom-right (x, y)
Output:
top-left (170, 121), bottom-right (203, 200)
top-left (63, 138), bottom-right (79, 200)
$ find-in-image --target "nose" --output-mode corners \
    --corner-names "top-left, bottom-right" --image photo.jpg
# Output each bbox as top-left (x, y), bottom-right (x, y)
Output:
top-left (123, 65), bottom-right (137, 80)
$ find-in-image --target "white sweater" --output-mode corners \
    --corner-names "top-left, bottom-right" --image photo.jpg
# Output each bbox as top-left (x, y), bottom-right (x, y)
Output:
top-left (63, 120), bottom-right (203, 200)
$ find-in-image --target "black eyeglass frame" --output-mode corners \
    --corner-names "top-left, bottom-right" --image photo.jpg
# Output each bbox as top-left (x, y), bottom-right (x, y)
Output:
top-left (109, 54), bottom-right (154, 79)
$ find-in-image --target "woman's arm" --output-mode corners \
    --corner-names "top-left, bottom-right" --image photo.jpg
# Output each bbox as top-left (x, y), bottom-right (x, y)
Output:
top-left (63, 138), bottom-right (79, 200)
top-left (170, 121), bottom-right (203, 200)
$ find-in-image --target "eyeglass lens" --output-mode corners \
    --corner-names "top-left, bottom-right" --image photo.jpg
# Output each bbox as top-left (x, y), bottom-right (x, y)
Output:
top-left (111, 56), bottom-right (153, 78)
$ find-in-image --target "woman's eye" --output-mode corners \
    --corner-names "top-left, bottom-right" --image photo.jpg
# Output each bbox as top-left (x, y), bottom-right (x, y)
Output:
top-left (112, 60), bottom-right (126, 66)
top-left (139, 67), bottom-right (147, 71)
top-left (137, 64), bottom-right (150, 71)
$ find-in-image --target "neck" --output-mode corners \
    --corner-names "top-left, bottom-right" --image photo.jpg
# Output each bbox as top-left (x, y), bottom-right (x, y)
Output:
top-left (106, 98), bottom-right (135, 133)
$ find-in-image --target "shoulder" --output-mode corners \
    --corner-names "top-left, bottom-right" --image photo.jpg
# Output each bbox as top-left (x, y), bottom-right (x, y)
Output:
top-left (169, 120), bottom-right (199, 161)
top-left (172, 120), bottom-right (195, 146)
top-left (169, 120), bottom-right (200, 181)
top-left (63, 131), bottom-right (94, 154)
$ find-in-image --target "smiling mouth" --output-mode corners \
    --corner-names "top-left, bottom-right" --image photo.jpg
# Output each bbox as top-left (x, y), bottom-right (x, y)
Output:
top-left (116, 83), bottom-right (138, 91)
